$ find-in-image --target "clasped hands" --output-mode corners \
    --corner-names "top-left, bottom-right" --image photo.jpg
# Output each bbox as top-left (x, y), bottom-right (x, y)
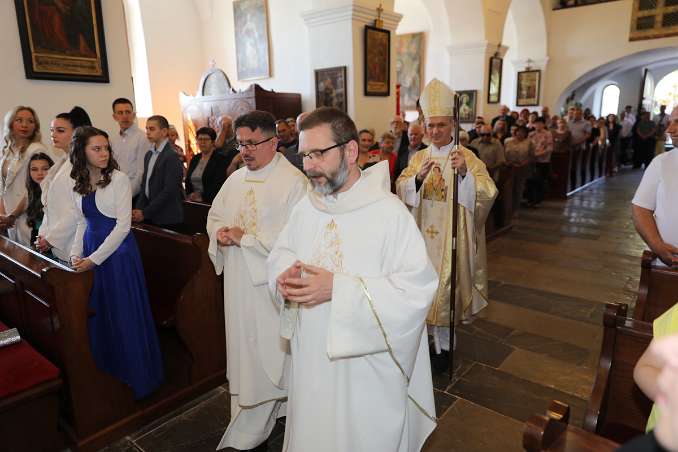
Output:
top-left (0, 214), bottom-right (16, 230)
top-left (216, 226), bottom-right (245, 247)
top-left (70, 256), bottom-right (95, 272)
top-left (276, 260), bottom-right (333, 307)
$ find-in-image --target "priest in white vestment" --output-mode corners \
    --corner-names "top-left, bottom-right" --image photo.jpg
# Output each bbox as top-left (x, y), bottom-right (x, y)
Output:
top-left (395, 79), bottom-right (498, 362)
top-left (268, 107), bottom-right (438, 452)
top-left (207, 111), bottom-right (308, 451)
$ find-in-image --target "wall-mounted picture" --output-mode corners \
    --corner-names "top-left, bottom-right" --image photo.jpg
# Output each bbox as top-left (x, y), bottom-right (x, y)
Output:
top-left (364, 25), bottom-right (390, 96)
top-left (516, 70), bottom-right (541, 106)
top-left (233, 0), bottom-right (271, 81)
top-left (395, 32), bottom-right (425, 110)
top-left (315, 66), bottom-right (347, 113)
top-left (487, 56), bottom-right (503, 104)
top-left (13, 0), bottom-right (109, 83)
top-left (457, 90), bottom-right (477, 123)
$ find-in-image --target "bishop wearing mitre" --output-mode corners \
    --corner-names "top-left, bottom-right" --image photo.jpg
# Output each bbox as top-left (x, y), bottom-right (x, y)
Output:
top-left (396, 79), bottom-right (498, 364)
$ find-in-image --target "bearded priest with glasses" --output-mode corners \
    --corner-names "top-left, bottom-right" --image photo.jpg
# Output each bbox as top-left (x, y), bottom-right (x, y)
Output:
top-left (268, 107), bottom-right (439, 451)
top-left (206, 110), bottom-right (308, 451)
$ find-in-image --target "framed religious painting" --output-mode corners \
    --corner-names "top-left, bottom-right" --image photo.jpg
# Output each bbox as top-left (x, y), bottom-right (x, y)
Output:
top-left (487, 56), bottom-right (502, 104)
top-left (13, 0), bottom-right (109, 83)
top-left (364, 25), bottom-right (390, 96)
top-left (516, 69), bottom-right (541, 106)
top-left (315, 66), bottom-right (348, 113)
top-left (457, 90), bottom-right (477, 123)
top-left (395, 32), bottom-right (425, 111)
top-left (233, 0), bottom-right (271, 81)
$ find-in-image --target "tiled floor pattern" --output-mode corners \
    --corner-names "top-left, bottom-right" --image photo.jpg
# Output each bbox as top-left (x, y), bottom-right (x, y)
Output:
top-left (99, 170), bottom-right (646, 452)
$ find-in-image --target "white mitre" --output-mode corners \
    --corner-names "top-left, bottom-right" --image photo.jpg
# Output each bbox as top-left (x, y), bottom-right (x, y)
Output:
top-left (420, 78), bottom-right (456, 118)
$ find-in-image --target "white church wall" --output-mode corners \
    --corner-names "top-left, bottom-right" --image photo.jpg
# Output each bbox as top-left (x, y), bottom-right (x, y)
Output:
top-left (135, 0), bottom-right (206, 136)
top-left (542, 0), bottom-right (678, 111)
top-left (0, 0), bottom-right (134, 141)
top-left (198, 0), bottom-right (313, 113)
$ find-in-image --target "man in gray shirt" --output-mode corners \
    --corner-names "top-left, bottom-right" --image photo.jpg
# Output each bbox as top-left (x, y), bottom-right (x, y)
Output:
top-left (567, 107), bottom-right (591, 148)
top-left (471, 124), bottom-right (505, 181)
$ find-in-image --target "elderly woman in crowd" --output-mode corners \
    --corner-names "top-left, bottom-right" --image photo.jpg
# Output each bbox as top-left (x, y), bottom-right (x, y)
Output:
top-left (0, 106), bottom-right (48, 244)
top-left (504, 125), bottom-right (536, 214)
top-left (185, 127), bottom-right (229, 204)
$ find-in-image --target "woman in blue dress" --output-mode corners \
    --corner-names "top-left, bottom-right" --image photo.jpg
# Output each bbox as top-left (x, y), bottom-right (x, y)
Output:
top-left (69, 126), bottom-right (163, 399)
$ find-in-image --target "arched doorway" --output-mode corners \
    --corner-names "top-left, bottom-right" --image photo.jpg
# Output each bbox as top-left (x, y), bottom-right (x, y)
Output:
top-left (653, 69), bottom-right (678, 115)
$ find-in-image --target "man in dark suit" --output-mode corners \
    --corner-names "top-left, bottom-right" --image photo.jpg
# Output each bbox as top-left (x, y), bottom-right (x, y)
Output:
top-left (132, 115), bottom-right (184, 227)
top-left (390, 115), bottom-right (410, 159)
top-left (394, 122), bottom-right (427, 181)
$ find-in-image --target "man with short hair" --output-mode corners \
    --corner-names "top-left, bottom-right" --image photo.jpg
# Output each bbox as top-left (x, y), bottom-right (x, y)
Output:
top-left (470, 124), bottom-right (505, 180)
top-left (395, 122), bottom-right (427, 180)
top-left (109, 98), bottom-right (150, 196)
top-left (568, 107), bottom-right (591, 149)
top-left (396, 79), bottom-right (498, 368)
top-left (278, 113), bottom-right (307, 172)
top-left (625, 105), bottom-right (637, 124)
top-left (389, 114), bottom-right (410, 158)
top-left (268, 106), bottom-right (438, 451)
top-left (208, 110), bottom-right (307, 451)
top-left (491, 104), bottom-right (515, 129)
top-left (468, 119), bottom-right (484, 142)
top-left (632, 146), bottom-right (678, 268)
top-left (286, 117), bottom-right (298, 139)
top-left (133, 115), bottom-right (184, 227)
top-left (277, 118), bottom-right (302, 171)
top-left (276, 119), bottom-right (297, 152)
top-left (214, 115), bottom-right (240, 174)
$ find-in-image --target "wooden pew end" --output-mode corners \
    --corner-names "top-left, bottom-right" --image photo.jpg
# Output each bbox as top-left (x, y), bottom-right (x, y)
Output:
top-left (523, 400), bottom-right (570, 451)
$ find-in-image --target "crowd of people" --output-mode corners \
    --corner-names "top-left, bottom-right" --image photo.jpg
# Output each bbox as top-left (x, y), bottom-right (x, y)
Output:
top-left (2, 85), bottom-right (678, 451)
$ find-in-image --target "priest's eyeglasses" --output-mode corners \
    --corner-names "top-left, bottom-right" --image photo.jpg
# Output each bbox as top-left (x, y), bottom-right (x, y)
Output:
top-left (237, 136), bottom-right (275, 152)
top-left (300, 140), bottom-right (349, 160)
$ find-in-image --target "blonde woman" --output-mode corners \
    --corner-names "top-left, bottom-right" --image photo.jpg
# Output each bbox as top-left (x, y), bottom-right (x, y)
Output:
top-left (0, 106), bottom-right (47, 244)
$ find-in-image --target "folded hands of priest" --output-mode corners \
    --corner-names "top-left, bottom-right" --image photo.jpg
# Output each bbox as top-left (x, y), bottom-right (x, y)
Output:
top-left (216, 226), bottom-right (244, 247)
top-left (276, 260), bottom-right (333, 306)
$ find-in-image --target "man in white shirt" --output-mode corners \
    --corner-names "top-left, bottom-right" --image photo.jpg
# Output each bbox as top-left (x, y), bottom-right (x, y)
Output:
top-left (109, 98), bottom-right (150, 197)
top-left (631, 149), bottom-right (678, 267)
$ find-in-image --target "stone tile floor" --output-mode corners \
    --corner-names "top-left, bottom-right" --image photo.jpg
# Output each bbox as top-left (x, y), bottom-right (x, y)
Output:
top-left (100, 169), bottom-right (646, 452)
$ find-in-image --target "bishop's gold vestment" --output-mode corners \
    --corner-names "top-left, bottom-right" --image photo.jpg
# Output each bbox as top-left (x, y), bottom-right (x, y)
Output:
top-left (396, 145), bottom-right (498, 326)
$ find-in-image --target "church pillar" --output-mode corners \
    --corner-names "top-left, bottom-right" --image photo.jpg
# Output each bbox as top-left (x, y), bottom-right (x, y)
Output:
top-left (447, 41), bottom-right (508, 122)
top-left (302, 1), bottom-right (402, 133)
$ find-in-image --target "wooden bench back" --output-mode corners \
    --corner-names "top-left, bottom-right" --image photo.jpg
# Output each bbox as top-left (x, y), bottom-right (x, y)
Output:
top-left (634, 250), bottom-right (678, 322)
top-left (167, 201), bottom-right (210, 235)
top-left (584, 303), bottom-right (653, 443)
top-left (0, 229), bottom-right (225, 450)
top-left (132, 224), bottom-right (200, 325)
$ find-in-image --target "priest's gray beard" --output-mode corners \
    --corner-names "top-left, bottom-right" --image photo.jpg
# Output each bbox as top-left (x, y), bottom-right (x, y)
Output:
top-left (306, 152), bottom-right (349, 196)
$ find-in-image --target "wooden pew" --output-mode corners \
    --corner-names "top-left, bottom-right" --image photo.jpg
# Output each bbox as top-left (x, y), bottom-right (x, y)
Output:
top-left (0, 227), bottom-right (225, 451)
top-left (169, 200), bottom-right (211, 235)
top-left (633, 250), bottom-right (678, 323)
top-left (486, 166), bottom-right (514, 241)
top-left (548, 150), bottom-right (570, 200)
top-left (583, 303), bottom-right (652, 443)
top-left (0, 320), bottom-right (62, 452)
top-left (524, 400), bottom-right (619, 451)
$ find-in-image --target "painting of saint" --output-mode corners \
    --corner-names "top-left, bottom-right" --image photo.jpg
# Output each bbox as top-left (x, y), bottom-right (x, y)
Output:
top-left (396, 33), bottom-right (425, 111)
top-left (315, 67), bottom-right (347, 113)
top-left (14, 0), bottom-right (109, 82)
top-left (422, 166), bottom-right (448, 202)
top-left (365, 26), bottom-right (390, 96)
top-left (233, 0), bottom-right (271, 80)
